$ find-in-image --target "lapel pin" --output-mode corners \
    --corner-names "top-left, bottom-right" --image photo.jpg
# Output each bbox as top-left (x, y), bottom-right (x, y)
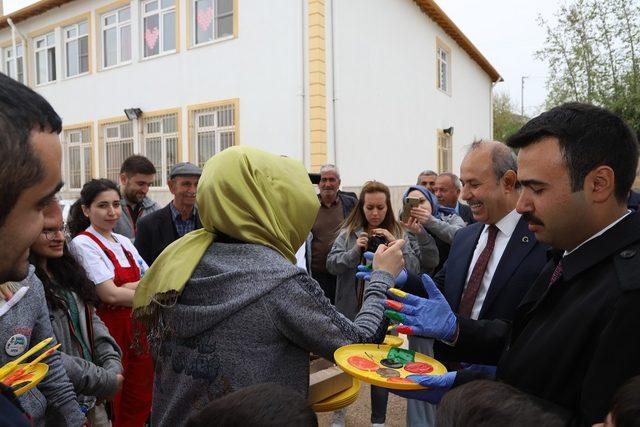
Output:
top-left (522, 236), bottom-right (529, 243)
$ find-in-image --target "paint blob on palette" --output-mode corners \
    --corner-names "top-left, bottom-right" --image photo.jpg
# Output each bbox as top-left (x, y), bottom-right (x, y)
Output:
top-left (336, 343), bottom-right (447, 390)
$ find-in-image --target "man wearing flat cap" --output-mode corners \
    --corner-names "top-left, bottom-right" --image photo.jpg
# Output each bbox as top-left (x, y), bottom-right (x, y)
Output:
top-left (135, 162), bottom-right (203, 265)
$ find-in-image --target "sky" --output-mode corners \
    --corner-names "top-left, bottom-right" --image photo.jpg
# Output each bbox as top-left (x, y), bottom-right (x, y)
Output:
top-left (4, 0), bottom-right (561, 116)
top-left (436, 0), bottom-right (560, 116)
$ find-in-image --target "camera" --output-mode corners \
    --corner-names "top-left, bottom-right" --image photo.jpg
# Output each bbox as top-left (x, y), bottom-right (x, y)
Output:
top-left (366, 234), bottom-right (388, 253)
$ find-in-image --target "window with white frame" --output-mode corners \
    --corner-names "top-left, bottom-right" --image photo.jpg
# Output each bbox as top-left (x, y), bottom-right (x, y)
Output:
top-left (142, 0), bottom-right (176, 58)
top-left (192, 103), bottom-right (235, 167)
top-left (4, 43), bottom-right (24, 83)
top-left (103, 121), bottom-right (134, 182)
top-left (143, 113), bottom-right (179, 187)
top-left (63, 127), bottom-right (92, 190)
top-left (437, 131), bottom-right (452, 173)
top-left (436, 42), bottom-right (451, 94)
top-left (34, 32), bottom-right (56, 85)
top-left (102, 6), bottom-right (132, 68)
top-left (192, 0), bottom-right (233, 46)
top-left (64, 21), bottom-right (89, 78)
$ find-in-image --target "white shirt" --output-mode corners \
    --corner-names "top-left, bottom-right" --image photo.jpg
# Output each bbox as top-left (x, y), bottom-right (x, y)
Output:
top-left (463, 209), bottom-right (522, 320)
top-left (69, 225), bottom-right (148, 285)
top-left (563, 210), bottom-right (632, 257)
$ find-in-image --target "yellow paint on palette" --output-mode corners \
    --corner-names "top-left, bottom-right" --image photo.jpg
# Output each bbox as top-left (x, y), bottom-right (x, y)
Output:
top-left (334, 344), bottom-right (447, 391)
top-left (383, 335), bottom-right (404, 347)
top-left (389, 288), bottom-right (407, 298)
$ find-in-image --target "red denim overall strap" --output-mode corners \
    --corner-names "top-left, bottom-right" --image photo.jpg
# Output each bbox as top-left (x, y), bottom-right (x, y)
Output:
top-left (78, 231), bottom-right (140, 286)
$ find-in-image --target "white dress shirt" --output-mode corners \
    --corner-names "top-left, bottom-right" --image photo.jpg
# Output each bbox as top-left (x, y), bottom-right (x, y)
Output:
top-left (463, 209), bottom-right (521, 320)
top-left (69, 225), bottom-right (149, 285)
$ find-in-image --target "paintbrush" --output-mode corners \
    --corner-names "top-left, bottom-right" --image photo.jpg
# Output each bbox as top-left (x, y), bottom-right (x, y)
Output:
top-left (0, 337), bottom-right (53, 380)
top-left (2, 344), bottom-right (60, 386)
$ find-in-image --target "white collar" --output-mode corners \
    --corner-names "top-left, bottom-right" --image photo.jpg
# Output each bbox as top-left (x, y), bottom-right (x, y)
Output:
top-left (564, 210), bottom-right (632, 257)
top-left (483, 209), bottom-right (521, 238)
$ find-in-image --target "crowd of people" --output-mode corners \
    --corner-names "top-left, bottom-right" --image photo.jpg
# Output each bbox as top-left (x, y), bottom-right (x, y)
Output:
top-left (1, 67), bottom-right (640, 427)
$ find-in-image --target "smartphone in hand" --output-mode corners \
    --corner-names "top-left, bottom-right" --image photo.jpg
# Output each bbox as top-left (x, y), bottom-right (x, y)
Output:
top-left (401, 197), bottom-right (421, 222)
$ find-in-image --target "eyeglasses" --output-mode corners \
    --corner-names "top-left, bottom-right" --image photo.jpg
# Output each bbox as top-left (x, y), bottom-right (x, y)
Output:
top-left (42, 226), bottom-right (68, 241)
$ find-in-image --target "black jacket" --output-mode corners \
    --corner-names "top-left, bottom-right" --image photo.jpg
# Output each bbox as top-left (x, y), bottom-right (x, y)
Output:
top-left (134, 203), bottom-right (203, 265)
top-left (450, 212), bottom-right (640, 425)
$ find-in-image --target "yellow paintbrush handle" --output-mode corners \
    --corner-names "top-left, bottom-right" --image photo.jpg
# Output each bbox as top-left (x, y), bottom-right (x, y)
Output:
top-left (0, 337), bottom-right (53, 380)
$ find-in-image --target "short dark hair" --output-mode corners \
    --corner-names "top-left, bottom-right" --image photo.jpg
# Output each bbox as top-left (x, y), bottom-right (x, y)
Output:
top-left (186, 383), bottom-right (318, 427)
top-left (610, 375), bottom-right (640, 427)
top-left (68, 179), bottom-right (121, 238)
top-left (120, 155), bottom-right (156, 176)
top-left (437, 380), bottom-right (564, 427)
top-left (0, 73), bottom-right (62, 227)
top-left (507, 103), bottom-right (639, 203)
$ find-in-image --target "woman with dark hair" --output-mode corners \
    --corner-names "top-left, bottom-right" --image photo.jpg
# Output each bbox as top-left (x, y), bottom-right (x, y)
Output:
top-left (326, 180), bottom-right (421, 427)
top-left (29, 201), bottom-right (122, 426)
top-left (68, 179), bottom-right (152, 427)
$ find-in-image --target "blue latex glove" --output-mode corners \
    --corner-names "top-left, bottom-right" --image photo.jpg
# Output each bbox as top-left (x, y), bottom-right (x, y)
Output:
top-left (384, 274), bottom-right (457, 341)
top-left (391, 371), bottom-right (457, 403)
top-left (355, 251), bottom-right (407, 285)
top-left (460, 363), bottom-right (497, 379)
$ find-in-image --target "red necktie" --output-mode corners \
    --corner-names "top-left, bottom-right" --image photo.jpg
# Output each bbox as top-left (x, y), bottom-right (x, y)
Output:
top-left (548, 261), bottom-right (563, 287)
top-left (458, 224), bottom-right (499, 318)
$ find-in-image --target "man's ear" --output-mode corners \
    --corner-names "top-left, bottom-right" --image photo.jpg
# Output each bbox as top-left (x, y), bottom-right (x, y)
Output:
top-left (586, 166), bottom-right (615, 203)
top-left (119, 173), bottom-right (128, 186)
top-left (501, 170), bottom-right (518, 192)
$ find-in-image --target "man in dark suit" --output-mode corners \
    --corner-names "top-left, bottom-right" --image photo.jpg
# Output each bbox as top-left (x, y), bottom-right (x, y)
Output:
top-left (405, 140), bottom-right (548, 427)
top-left (135, 162), bottom-right (203, 265)
top-left (434, 141), bottom-right (547, 323)
top-left (388, 103), bottom-right (640, 426)
top-left (434, 173), bottom-right (474, 225)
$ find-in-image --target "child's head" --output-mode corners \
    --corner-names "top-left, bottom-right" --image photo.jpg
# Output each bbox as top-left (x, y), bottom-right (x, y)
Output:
top-left (594, 376), bottom-right (640, 427)
top-left (436, 380), bottom-right (564, 427)
top-left (186, 383), bottom-right (318, 427)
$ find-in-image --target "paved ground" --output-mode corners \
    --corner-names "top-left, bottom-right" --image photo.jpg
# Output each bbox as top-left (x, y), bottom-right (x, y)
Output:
top-left (317, 381), bottom-right (407, 427)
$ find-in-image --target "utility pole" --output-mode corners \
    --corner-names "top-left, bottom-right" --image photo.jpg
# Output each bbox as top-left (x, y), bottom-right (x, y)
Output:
top-left (521, 76), bottom-right (529, 117)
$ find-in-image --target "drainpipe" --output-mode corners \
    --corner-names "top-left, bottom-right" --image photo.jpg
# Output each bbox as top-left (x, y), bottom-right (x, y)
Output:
top-left (300, 0), bottom-right (308, 168)
top-left (329, 0), bottom-right (337, 166)
top-left (7, 18), bottom-right (27, 84)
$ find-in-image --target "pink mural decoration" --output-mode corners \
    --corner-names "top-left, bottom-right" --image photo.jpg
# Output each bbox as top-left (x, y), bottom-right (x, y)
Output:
top-left (145, 27), bottom-right (159, 51)
top-left (197, 7), bottom-right (213, 33)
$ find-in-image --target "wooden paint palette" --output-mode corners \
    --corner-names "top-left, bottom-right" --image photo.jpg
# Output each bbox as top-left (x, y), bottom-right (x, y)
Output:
top-left (334, 344), bottom-right (447, 390)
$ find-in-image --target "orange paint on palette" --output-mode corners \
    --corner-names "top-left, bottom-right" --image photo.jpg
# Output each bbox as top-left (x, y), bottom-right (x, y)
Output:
top-left (387, 377), bottom-right (415, 384)
top-left (347, 356), bottom-right (379, 371)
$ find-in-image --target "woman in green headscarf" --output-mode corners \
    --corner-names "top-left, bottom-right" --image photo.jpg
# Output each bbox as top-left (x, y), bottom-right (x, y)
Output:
top-left (133, 146), bottom-right (404, 426)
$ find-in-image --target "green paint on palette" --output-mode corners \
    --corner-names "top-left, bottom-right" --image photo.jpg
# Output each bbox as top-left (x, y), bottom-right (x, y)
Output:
top-left (384, 309), bottom-right (404, 322)
top-left (387, 347), bottom-right (415, 365)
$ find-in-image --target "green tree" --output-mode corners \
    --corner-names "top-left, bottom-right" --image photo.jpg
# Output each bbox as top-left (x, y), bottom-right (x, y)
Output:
top-left (493, 92), bottom-right (528, 142)
top-left (536, 0), bottom-right (640, 132)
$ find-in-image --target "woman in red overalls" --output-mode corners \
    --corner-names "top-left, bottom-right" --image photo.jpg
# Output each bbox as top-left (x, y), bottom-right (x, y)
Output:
top-left (68, 179), bottom-right (153, 427)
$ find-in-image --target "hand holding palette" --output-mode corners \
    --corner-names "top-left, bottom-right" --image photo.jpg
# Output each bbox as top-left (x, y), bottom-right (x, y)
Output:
top-left (334, 344), bottom-right (447, 390)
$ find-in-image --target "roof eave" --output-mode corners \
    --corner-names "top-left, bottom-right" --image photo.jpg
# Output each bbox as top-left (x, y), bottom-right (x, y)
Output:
top-left (414, 0), bottom-right (503, 83)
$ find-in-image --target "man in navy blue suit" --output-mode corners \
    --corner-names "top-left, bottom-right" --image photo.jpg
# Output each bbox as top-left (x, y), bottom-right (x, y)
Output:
top-left (406, 140), bottom-right (548, 426)
top-left (433, 140), bottom-right (548, 324)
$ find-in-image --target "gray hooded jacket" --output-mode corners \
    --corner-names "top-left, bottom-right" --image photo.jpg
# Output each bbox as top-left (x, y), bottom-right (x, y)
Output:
top-left (150, 242), bottom-right (394, 427)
